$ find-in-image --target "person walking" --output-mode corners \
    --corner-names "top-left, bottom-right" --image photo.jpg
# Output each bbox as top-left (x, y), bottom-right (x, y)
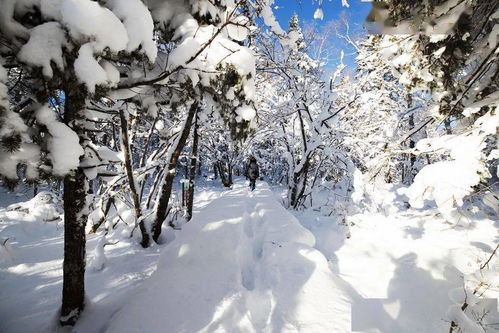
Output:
top-left (246, 156), bottom-right (259, 191)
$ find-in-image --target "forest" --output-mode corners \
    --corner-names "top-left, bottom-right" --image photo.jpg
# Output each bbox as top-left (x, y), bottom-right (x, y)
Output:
top-left (0, 0), bottom-right (498, 332)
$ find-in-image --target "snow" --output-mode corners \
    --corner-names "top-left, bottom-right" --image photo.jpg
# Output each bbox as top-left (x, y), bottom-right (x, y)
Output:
top-left (104, 181), bottom-right (350, 332)
top-left (10, 0), bottom-right (158, 91)
top-left (107, 0), bottom-right (157, 61)
top-left (59, 0), bottom-right (131, 91)
top-left (0, 61), bottom-right (40, 181)
top-left (226, 15), bottom-right (251, 42)
top-left (400, 110), bottom-right (499, 224)
top-left (0, 64), bottom-right (40, 181)
top-left (463, 91), bottom-right (499, 116)
top-left (40, 0), bottom-right (62, 20)
top-left (0, 143), bottom-right (40, 179)
top-left (89, 235), bottom-right (108, 272)
top-left (74, 43), bottom-right (109, 93)
top-left (0, 0), bottom-right (29, 40)
top-left (0, 211), bottom-right (162, 332)
top-left (313, 8), bottom-right (324, 20)
top-left (294, 187), bottom-right (498, 332)
top-left (100, 60), bottom-right (121, 87)
top-left (61, 0), bottom-right (128, 52)
top-left (260, 1), bottom-right (285, 36)
top-left (1, 179), bottom-right (497, 332)
top-left (1, 3), bottom-right (498, 331)
top-left (156, 10), bottom-right (256, 102)
top-left (433, 46), bottom-right (447, 58)
top-left (425, 0), bottom-right (468, 35)
top-left (17, 22), bottom-right (67, 78)
top-left (0, 96), bottom-right (28, 141)
top-left (235, 104), bottom-right (256, 122)
top-left (0, 61), bottom-right (5, 82)
top-left (446, 305), bottom-right (485, 333)
top-left (35, 105), bottom-right (84, 176)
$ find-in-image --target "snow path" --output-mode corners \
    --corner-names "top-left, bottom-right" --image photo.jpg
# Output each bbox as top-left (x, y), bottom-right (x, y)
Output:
top-left (105, 181), bottom-right (353, 332)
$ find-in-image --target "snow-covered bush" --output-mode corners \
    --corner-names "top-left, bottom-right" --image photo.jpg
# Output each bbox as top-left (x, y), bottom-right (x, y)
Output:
top-left (6, 191), bottom-right (61, 222)
top-left (369, 1), bottom-right (499, 224)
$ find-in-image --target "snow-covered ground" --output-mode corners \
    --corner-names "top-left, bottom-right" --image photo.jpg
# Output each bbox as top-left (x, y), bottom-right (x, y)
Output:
top-left (104, 181), bottom-right (352, 332)
top-left (295, 205), bottom-right (498, 332)
top-left (0, 184), bottom-right (227, 333)
top-left (0, 180), bottom-right (497, 332)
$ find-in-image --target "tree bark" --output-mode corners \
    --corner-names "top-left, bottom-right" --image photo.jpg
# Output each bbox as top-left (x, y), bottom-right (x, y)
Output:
top-left (218, 160), bottom-right (233, 187)
top-left (289, 109), bottom-right (311, 209)
top-left (146, 167), bottom-right (164, 210)
top-left (151, 102), bottom-right (198, 242)
top-left (60, 85), bottom-right (87, 326)
top-left (119, 109), bottom-right (149, 248)
top-left (139, 116), bottom-right (159, 202)
top-left (213, 162), bottom-right (218, 179)
top-left (186, 114), bottom-right (199, 221)
top-left (404, 93), bottom-right (417, 185)
top-left (289, 162), bottom-right (309, 209)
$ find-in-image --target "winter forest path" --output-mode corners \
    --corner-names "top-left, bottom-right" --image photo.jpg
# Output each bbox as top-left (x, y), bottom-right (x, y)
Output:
top-left (1, 180), bottom-right (496, 332)
top-left (104, 180), bottom-right (353, 332)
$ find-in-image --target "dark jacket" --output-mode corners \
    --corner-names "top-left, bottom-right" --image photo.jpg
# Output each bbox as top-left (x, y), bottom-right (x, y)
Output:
top-left (247, 161), bottom-right (259, 180)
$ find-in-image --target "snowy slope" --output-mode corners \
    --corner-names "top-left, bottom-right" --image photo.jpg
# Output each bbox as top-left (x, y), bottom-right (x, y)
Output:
top-left (105, 181), bottom-right (352, 332)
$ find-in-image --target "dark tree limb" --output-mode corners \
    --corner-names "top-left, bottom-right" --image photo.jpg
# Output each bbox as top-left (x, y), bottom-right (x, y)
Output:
top-left (151, 101), bottom-right (198, 242)
top-left (186, 113), bottom-right (200, 221)
top-left (119, 109), bottom-right (149, 248)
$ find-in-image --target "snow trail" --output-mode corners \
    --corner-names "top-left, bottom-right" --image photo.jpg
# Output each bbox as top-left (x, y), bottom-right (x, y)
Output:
top-left (105, 181), bottom-right (352, 332)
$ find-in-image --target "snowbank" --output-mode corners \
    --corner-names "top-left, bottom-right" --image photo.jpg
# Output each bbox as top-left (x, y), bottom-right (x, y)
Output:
top-left (293, 185), bottom-right (498, 333)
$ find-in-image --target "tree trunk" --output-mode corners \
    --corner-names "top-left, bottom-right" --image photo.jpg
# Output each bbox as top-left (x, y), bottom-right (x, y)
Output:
top-left (119, 109), bottom-right (149, 248)
top-left (403, 93), bottom-right (417, 185)
top-left (218, 161), bottom-right (233, 187)
top-left (61, 168), bottom-right (87, 326)
top-left (197, 158), bottom-right (202, 176)
top-left (407, 113), bottom-right (416, 183)
top-left (186, 115), bottom-right (199, 221)
top-left (60, 86), bottom-right (87, 326)
top-left (139, 116), bottom-right (159, 202)
top-left (213, 162), bottom-right (218, 179)
top-left (151, 102), bottom-right (198, 242)
top-left (146, 167), bottom-right (164, 210)
top-left (289, 109), bottom-right (311, 209)
top-left (289, 164), bottom-right (309, 209)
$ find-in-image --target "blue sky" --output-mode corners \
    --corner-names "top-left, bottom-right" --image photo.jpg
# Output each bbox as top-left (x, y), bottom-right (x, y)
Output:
top-left (273, 0), bottom-right (372, 26)
top-left (272, 0), bottom-right (373, 70)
